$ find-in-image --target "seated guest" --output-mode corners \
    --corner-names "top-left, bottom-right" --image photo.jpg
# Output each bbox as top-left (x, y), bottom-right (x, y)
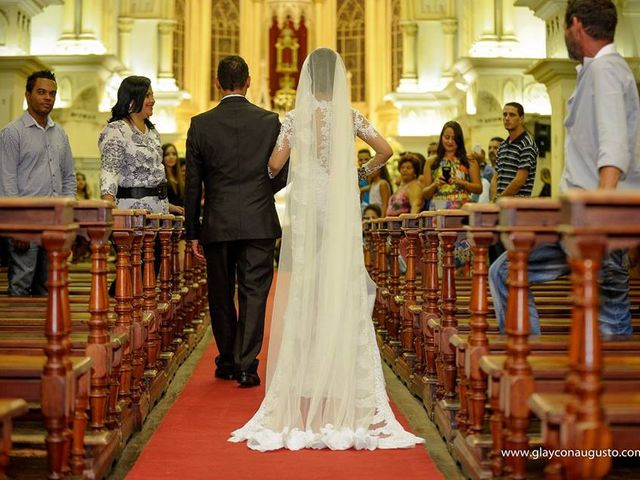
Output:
top-left (162, 143), bottom-right (185, 207)
top-left (386, 153), bottom-right (423, 216)
top-left (0, 70), bottom-right (76, 295)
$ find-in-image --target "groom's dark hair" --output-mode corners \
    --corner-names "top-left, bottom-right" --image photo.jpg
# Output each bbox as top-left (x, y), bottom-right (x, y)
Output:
top-left (217, 55), bottom-right (249, 91)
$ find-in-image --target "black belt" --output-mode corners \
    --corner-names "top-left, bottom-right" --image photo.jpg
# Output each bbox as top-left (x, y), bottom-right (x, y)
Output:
top-left (117, 184), bottom-right (168, 200)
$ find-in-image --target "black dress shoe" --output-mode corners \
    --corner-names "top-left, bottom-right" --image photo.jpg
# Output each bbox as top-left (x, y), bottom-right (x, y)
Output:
top-left (237, 371), bottom-right (260, 388)
top-left (215, 368), bottom-right (236, 380)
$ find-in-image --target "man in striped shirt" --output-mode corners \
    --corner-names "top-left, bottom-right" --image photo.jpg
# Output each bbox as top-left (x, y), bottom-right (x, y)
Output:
top-left (492, 102), bottom-right (539, 198)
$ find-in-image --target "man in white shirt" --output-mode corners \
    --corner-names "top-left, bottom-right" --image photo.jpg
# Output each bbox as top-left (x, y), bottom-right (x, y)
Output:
top-left (489, 0), bottom-right (639, 337)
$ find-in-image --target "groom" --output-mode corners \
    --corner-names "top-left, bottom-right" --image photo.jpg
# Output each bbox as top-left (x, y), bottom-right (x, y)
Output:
top-left (184, 55), bottom-right (287, 387)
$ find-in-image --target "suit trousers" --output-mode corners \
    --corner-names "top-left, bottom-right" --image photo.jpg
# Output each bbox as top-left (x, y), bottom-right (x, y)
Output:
top-left (203, 238), bottom-right (276, 373)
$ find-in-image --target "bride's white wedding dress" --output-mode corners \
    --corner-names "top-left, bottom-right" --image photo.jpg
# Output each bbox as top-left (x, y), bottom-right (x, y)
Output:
top-left (228, 48), bottom-right (424, 452)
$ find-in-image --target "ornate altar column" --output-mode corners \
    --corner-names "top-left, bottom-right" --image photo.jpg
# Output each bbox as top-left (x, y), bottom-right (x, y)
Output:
top-left (264, 1), bottom-right (312, 111)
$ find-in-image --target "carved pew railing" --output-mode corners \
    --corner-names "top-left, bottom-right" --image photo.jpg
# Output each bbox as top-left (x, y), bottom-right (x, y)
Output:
top-left (419, 211), bottom-right (440, 412)
top-left (556, 190), bottom-right (640, 479)
top-left (495, 198), bottom-right (562, 479)
top-left (458, 203), bottom-right (500, 437)
top-left (381, 216), bottom-right (403, 364)
top-left (74, 200), bottom-right (114, 432)
top-left (0, 197), bottom-right (86, 479)
top-left (395, 213), bottom-right (420, 385)
top-left (373, 219), bottom-right (389, 335)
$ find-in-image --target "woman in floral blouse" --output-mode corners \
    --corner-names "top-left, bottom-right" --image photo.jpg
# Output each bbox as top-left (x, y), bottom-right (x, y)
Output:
top-left (99, 75), bottom-right (183, 215)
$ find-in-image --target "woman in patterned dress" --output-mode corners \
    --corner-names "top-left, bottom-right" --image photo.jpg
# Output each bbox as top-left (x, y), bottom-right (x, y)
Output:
top-left (422, 121), bottom-right (481, 209)
top-left (422, 121), bottom-right (482, 269)
top-left (99, 75), bottom-right (183, 216)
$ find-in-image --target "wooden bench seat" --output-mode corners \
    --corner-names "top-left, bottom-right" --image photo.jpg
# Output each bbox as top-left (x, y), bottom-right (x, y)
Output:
top-left (530, 392), bottom-right (640, 427)
top-left (480, 354), bottom-right (640, 383)
top-left (0, 331), bottom-right (127, 356)
top-left (0, 354), bottom-right (92, 381)
top-left (451, 333), bottom-right (640, 353)
top-left (0, 398), bottom-right (28, 479)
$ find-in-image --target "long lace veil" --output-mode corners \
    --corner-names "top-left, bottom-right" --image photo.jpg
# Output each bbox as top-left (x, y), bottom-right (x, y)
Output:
top-left (264, 48), bottom-right (378, 436)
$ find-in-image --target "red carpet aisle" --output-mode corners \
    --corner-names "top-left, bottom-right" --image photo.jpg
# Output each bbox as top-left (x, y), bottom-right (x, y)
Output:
top-left (127, 289), bottom-right (444, 480)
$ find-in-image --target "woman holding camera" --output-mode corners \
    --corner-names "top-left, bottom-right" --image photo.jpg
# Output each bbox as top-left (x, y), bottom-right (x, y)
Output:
top-left (422, 121), bottom-right (481, 210)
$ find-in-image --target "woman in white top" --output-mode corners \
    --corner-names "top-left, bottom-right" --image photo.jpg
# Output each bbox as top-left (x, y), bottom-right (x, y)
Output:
top-left (367, 164), bottom-right (392, 214)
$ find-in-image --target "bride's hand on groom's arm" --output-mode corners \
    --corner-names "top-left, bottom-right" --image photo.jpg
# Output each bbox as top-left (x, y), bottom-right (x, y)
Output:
top-left (191, 240), bottom-right (205, 262)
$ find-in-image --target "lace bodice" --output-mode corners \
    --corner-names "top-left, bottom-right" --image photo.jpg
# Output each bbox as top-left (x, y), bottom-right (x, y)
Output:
top-left (275, 103), bottom-right (380, 172)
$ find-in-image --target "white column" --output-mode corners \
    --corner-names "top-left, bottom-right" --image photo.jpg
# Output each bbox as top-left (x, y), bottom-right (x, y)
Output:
top-left (400, 22), bottom-right (417, 83)
top-left (442, 18), bottom-right (458, 74)
top-left (314, 0), bottom-right (336, 51)
top-left (59, 0), bottom-right (77, 38)
top-left (527, 59), bottom-right (577, 197)
top-left (158, 21), bottom-right (176, 80)
top-left (118, 17), bottom-right (134, 73)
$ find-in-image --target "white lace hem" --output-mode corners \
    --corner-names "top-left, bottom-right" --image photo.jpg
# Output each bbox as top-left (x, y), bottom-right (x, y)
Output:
top-left (228, 422), bottom-right (424, 452)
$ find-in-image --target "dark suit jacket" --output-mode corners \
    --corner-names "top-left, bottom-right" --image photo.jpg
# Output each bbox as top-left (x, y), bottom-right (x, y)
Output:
top-left (184, 96), bottom-right (287, 243)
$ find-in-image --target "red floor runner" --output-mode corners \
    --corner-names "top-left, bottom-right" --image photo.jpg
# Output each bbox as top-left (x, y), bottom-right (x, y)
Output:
top-left (127, 289), bottom-right (444, 479)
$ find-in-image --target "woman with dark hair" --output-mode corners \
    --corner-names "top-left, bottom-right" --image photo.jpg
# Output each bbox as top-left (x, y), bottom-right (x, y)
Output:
top-left (76, 172), bottom-right (91, 200)
top-left (386, 153), bottom-right (423, 216)
top-left (362, 203), bottom-right (382, 220)
top-left (99, 75), bottom-right (183, 215)
top-left (162, 143), bottom-right (185, 207)
top-left (422, 120), bottom-right (481, 210)
top-left (423, 121), bottom-right (481, 270)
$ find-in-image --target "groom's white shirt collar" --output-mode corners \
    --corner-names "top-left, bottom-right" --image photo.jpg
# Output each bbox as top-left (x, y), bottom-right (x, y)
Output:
top-left (221, 94), bottom-right (245, 100)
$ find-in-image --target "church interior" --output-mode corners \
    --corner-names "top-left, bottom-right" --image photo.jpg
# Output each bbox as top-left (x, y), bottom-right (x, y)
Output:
top-left (1, 0), bottom-right (640, 479)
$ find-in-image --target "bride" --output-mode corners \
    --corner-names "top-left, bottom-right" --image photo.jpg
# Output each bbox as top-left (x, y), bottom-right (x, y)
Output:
top-left (229, 48), bottom-right (424, 452)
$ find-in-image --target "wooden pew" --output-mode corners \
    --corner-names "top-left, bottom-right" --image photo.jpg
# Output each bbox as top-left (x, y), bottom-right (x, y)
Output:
top-left (530, 190), bottom-right (640, 479)
top-left (0, 197), bottom-right (91, 479)
top-left (381, 216), bottom-right (403, 365)
top-left (394, 213), bottom-right (421, 386)
top-left (432, 209), bottom-right (470, 442)
top-left (482, 197), bottom-right (640, 479)
top-left (0, 399), bottom-right (28, 479)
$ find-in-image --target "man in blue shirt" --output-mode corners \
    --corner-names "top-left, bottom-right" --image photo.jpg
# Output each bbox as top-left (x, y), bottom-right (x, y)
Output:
top-left (489, 0), bottom-right (639, 337)
top-left (0, 70), bottom-right (76, 295)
